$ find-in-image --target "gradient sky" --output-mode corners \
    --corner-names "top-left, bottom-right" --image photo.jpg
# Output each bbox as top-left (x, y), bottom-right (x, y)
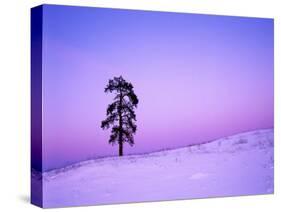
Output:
top-left (40, 5), bottom-right (274, 171)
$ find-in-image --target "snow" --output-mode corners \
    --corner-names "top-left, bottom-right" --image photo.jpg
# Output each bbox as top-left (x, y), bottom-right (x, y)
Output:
top-left (189, 172), bottom-right (209, 180)
top-left (36, 128), bottom-right (274, 208)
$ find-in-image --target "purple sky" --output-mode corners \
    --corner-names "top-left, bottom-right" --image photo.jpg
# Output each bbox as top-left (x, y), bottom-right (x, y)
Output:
top-left (41, 5), bottom-right (273, 171)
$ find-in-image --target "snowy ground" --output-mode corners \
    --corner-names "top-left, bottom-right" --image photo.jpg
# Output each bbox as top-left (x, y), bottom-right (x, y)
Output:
top-left (38, 129), bottom-right (274, 208)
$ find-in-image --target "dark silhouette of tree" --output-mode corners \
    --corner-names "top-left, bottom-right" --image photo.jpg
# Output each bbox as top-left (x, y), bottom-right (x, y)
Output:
top-left (101, 76), bottom-right (139, 156)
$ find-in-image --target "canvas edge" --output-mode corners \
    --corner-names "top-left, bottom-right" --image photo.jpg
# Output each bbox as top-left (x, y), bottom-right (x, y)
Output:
top-left (31, 5), bottom-right (43, 208)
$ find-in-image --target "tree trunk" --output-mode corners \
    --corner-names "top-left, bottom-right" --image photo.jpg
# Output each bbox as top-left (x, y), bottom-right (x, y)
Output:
top-left (118, 90), bottom-right (123, 156)
top-left (119, 141), bottom-right (123, 156)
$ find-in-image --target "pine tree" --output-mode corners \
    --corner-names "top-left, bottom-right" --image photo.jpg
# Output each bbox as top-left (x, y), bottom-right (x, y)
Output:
top-left (101, 76), bottom-right (139, 156)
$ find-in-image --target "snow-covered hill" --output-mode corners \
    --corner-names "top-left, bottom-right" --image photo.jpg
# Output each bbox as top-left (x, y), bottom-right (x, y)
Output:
top-left (39, 128), bottom-right (274, 208)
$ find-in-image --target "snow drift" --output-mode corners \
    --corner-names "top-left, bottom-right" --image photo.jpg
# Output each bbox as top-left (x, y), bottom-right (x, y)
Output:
top-left (37, 128), bottom-right (273, 208)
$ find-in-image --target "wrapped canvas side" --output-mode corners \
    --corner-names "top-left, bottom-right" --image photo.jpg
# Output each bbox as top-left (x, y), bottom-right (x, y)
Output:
top-left (31, 5), bottom-right (43, 208)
